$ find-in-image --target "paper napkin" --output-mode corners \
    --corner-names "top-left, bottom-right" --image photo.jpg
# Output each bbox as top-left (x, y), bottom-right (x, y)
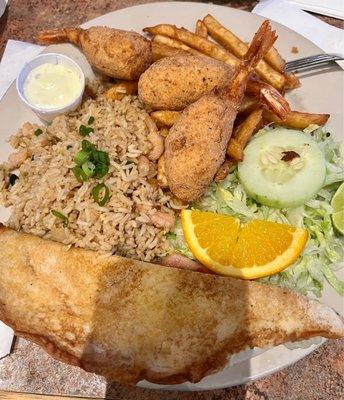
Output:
top-left (253, 0), bottom-right (344, 55)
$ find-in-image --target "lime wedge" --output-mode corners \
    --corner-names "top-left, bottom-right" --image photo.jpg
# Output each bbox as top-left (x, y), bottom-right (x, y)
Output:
top-left (331, 182), bottom-right (344, 235)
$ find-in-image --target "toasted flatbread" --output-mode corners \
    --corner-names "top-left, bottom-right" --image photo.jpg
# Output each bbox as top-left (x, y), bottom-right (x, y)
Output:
top-left (0, 226), bottom-right (342, 384)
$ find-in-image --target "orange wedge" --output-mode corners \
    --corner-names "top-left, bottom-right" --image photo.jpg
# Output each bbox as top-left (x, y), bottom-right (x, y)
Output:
top-left (181, 210), bottom-right (308, 279)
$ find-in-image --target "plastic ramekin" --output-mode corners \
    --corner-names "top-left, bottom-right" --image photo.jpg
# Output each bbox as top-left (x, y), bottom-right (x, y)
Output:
top-left (16, 53), bottom-right (85, 123)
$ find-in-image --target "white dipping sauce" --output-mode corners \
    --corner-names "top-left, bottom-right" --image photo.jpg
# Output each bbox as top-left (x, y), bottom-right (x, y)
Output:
top-left (24, 63), bottom-right (82, 109)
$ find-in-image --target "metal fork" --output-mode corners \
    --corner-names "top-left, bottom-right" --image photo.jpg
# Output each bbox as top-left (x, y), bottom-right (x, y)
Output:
top-left (285, 53), bottom-right (344, 72)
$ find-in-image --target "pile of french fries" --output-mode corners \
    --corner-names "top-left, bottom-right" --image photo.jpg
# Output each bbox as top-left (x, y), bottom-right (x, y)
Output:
top-left (104, 14), bottom-right (330, 183)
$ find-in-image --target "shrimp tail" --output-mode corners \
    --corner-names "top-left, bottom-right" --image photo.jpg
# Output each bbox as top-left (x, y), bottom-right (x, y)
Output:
top-left (246, 79), bottom-right (290, 120)
top-left (36, 28), bottom-right (83, 46)
top-left (225, 21), bottom-right (277, 102)
top-left (243, 20), bottom-right (277, 68)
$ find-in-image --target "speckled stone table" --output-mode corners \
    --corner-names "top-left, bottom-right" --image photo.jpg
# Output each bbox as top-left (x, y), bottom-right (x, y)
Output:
top-left (0, 1), bottom-right (343, 399)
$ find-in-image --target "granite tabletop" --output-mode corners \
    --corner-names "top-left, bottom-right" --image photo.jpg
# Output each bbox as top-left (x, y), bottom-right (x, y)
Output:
top-left (0, 1), bottom-right (343, 399)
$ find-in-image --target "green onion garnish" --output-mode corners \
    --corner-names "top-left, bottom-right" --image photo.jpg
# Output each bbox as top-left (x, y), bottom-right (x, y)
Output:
top-left (98, 151), bottom-right (110, 165)
top-left (72, 166), bottom-right (88, 183)
top-left (92, 183), bottom-right (110, 206)
top-left (9, 174), bottom-right (19, 186)
top-left (72, 140), bottom-right (110, 183)
top-left (82, 161), bottom-right (95, 178)
top-left (34, 128), bottom-right (43, 137)
top-left (90, 150), bottom-right (110, 166)
top-left (51, 210), bottom-right (69, 227)
top-left (93, 162), bottom-right (109, 179)
top-left (74, 150), bottom-right (90, 166)
top-left (81, 139), bottom-right (96, 152)
top-left (88, 116), bottom-right (95, 125)
top-left (79, 125), bottom-right (94, 136)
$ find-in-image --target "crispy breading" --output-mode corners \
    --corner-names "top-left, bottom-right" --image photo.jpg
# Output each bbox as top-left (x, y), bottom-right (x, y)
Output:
top-left (165, 90), bottom-right (233, 201)
top-left (138, 55), bottom-right (234, 110)
top-left (0, 226), bottom-right (342, 385)
top-left (165, 21), bottom-right (278, 202)
top-left (37, 27), bottom-right (152, 80)
top-left (138, 55), bottom-right (289, 118)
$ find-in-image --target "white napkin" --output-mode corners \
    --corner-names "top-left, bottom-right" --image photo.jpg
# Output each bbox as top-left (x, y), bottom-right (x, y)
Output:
top-left (0, 40), bottom-right (43, 101)
top-left (287, 0), bottom-right (344, 20)
top-left (253, 0), bottom-right (344, 55)
top-left (0, 39), bottom-right (43, 358)
top-left (0, 321), bottom-right (13, 359)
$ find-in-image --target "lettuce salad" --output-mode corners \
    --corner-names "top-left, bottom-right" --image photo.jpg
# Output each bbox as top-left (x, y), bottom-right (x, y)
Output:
top-left (169, 125), bottom-right (344, 297)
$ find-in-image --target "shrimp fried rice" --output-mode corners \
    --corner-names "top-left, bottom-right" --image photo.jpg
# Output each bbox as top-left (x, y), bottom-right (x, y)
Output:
top-left (0, 91), bottom-right (178, 261)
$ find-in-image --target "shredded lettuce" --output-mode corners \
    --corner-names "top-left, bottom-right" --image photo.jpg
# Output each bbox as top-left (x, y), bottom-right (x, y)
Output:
top-left (169, 125), bottom-right (344, 297)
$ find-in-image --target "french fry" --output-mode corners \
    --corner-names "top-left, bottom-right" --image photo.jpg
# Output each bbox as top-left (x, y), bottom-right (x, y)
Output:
top-left (254, 116), bottom-right (268, 133)
top-left (202, 14), bottom-right (285, 90)
top-left (144, 25), bottom-right (240, 68)
top-left (150, 110), bottom-right (181, 127)
top-left (284, 72), bottom-right (301, 90)
top-left (214, 159), bottom-right (235, 182)
top-left (246, 78), bottom-right (290, 119)
top-left (263, 110), bottom-right (330, 129)
top-left (202, 15), bottom-right (247, 58)
top-left (202, 14), bottom-right (285, 73)
top-left (264, 46), bottom-right (286, 73)
top-left (152, 34), bottom-right (203, 55)
top-left (226, 138), bottom-right (244, 161)
top-left (238, 96), bottom-right (259, 114)
top-left (105, 81), bottom-right (138, 101)
top-left (152, 42), bottom-right (190, 61)
top-left (227, 108), bottom-right (263, 161)
top-left (195, 20), bottom-right (208, 38)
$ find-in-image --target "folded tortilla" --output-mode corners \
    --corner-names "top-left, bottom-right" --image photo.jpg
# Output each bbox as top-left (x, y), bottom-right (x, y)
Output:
top-left (0, 226), bottom-right (342, 384)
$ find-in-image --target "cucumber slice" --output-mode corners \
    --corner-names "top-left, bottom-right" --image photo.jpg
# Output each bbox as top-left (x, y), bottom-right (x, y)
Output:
top-left (238, 128), bottom-right (326, 208)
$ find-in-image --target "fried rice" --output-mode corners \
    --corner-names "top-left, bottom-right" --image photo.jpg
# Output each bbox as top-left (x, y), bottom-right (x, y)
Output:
top-left (0, 91), bottom-right (179, 262)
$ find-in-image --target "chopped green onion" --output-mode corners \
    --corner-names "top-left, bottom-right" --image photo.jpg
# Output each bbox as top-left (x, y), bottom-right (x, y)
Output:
top-left (90, 151), bottom-right (100, 163)
top-left (93, 162), bottom-right (108, 179)
top-left (98, 151), bottom-right (110, 165)
top-left (34, 128), bottom-right (43, 136)
top-left (88, 116), bottom-right (95, 125)
top-left (51, 210), bottom-right (69, 227)
top-left (73, 140), bottom-right (109, 183)
top-left (92, 183), bottom-right (110, 206)
top-left (82, 161), bottom-right (95, 178)
top-left (90, 150), bottom-right (110, 166)
top-left (71, 166), bottom-right (88, 183)
top-left (79, 125), bottom-right (94, 136)
top-left (74, 150), bottom-right (90, 166)
top-left (81, 139), bottom-right (96, 152)
top-left (9, 174), bottom-right (19, 186)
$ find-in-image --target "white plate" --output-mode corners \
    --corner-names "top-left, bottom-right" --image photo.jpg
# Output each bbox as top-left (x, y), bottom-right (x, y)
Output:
top-left (0, 1), bottom-right (343, 392)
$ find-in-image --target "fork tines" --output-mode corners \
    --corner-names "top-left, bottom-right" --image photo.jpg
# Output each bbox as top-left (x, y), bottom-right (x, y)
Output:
top-left (285, 54), bottom-right (344, 72)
